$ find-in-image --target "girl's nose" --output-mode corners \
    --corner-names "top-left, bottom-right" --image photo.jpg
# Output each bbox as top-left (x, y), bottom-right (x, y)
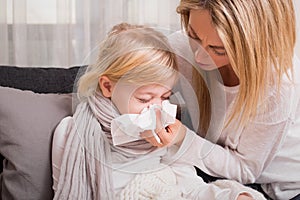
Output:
top-left (151, 98), bottom-right (163, 106)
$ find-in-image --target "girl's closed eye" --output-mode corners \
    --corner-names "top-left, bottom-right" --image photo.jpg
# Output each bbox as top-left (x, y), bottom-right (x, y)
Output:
top-left (161, 96), bottom-right (169, 101)
top-left (162, 91), bottom-right (172, 100)
top-left (136, 94), bottom-right (170, 104)
top-left (137, 98), bottom-right (151, 103)
top-left (134, 93), bottom-right (153, 104)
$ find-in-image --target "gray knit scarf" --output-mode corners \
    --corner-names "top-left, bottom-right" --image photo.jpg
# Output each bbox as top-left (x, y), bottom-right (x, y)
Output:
top-left (53, 91), bottom-right (155, 200)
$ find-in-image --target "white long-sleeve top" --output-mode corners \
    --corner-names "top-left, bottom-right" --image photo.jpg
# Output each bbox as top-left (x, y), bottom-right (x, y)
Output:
top-left (175, 57), bottom-right (300, 200)
top-left (52, 117), bottom-right (266, 200)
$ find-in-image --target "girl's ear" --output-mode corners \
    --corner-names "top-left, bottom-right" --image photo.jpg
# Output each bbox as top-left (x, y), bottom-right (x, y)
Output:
top-left (99, 76), bottom-right (114, 97)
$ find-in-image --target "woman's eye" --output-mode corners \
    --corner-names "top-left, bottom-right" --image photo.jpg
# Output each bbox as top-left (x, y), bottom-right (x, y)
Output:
top-left (211, 48), bottom-right (227, 56)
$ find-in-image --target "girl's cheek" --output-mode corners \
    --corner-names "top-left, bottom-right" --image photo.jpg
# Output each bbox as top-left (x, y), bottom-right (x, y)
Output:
top-left (128, 100), bottom-right (147, 114)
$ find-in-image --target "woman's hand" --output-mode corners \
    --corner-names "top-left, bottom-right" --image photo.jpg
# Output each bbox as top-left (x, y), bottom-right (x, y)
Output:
top-left (237, 193), bottom-right (255, 200)
top-left (140, 109), bottom-right (187, 147)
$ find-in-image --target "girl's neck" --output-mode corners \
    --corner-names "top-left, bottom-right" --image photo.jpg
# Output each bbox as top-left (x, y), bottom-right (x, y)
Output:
top-left (218, 65), bottom-right (239, 87)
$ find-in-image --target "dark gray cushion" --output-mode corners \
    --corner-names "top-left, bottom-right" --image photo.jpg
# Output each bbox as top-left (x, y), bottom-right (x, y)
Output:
top-left (0, 66), bottom-right (84, 93)
top-left (0, 86), bottom-right (73, 200)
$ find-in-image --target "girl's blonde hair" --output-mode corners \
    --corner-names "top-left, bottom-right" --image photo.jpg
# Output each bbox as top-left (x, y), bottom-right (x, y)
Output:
top-left (177, 0), bottom-right (296, 133)
top-left (77, 23), bottom-right (178, 98)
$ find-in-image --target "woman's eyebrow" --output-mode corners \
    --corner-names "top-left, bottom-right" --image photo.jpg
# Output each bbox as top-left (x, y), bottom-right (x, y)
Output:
top-left (188, 24), bottom-right (201, 40)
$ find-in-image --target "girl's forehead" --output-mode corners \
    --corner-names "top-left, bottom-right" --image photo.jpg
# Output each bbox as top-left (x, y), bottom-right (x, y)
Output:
top-left (134, 83), bottom-right (172, 92)
top-left (114, 73), bottom-right (177, 94)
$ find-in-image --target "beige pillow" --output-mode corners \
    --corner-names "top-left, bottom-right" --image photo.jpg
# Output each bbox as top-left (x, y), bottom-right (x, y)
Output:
top-left (0, 86), bottom-right (73, 200)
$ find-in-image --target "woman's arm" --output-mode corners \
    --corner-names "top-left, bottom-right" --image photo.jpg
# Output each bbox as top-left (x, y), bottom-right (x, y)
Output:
top-left (169, 161), bottom-right (265, 200)
top-left (176, 120), bottom-right (289, 184)
top-left (174, 83), bottom-right (296, 183)
top-left (142, 99), bottom-right (292, 184)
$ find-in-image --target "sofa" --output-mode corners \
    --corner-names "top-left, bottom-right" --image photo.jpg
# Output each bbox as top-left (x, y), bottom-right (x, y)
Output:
top-left (0, 65), bottom-right (86, 200)
top-left (1, 65), bottom-right (248, 200)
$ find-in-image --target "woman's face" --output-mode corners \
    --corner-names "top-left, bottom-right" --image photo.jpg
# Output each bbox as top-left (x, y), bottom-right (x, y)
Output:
top-left (188, 9), bottom-right (230, 70)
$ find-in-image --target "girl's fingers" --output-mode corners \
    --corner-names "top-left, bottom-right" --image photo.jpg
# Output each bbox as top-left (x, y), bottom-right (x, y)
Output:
top-left (155, 128), bottom-right (173, 145)
top-left (140, 130), bottom-right (153, 139)
top-left (141, 110), bottom-right (187, 147)
top-left (154, 109), bottom-right (163, 130)
top-left (140, 130), bottom-right (163, 147)
top-left (156, 119), bottom-right (186, 146)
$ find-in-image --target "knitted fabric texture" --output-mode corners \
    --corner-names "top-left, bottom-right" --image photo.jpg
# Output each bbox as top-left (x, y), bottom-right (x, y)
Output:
top-left (118, 166), bottom-right (187, 200)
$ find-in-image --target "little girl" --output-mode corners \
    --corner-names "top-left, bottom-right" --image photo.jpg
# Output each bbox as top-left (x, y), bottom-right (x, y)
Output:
top-left (51, 23), bottom-right (265, 200)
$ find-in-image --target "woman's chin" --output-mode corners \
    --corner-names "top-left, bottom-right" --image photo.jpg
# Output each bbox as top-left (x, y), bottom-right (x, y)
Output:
top-left (195, 63), bottom-right (218, 71)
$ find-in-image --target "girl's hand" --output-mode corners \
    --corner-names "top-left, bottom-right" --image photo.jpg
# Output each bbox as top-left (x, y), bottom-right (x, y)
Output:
top-left (140, 109), bottom-right (187, 147)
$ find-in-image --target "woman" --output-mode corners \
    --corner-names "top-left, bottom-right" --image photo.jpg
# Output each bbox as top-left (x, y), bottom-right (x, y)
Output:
top-left (143, 1), bottom-right (300, 199)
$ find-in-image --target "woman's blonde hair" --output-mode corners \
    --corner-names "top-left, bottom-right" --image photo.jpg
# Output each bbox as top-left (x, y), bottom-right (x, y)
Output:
top-left (177, 0), bottom-right (296, 133)
top-left (77, 23), bottom-right (178, 98)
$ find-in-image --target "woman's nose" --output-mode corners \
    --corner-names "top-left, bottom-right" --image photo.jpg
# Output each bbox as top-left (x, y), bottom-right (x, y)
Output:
top-left (194, 46), bottom-right (214, 64)
top-left (194, 45), bottom-right (209, 62)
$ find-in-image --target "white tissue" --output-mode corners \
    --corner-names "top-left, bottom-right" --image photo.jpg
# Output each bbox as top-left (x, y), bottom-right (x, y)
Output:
top-left (111, 100), bottom-right (177, 146)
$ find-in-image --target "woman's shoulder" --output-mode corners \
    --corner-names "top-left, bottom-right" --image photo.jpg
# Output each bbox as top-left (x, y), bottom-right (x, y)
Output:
top-left (282, 55), bottom-right (300, 85)
top-left (254, 69), bottom-right (299, 124)
top-left (280, 55), bottom-right (300, 102)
